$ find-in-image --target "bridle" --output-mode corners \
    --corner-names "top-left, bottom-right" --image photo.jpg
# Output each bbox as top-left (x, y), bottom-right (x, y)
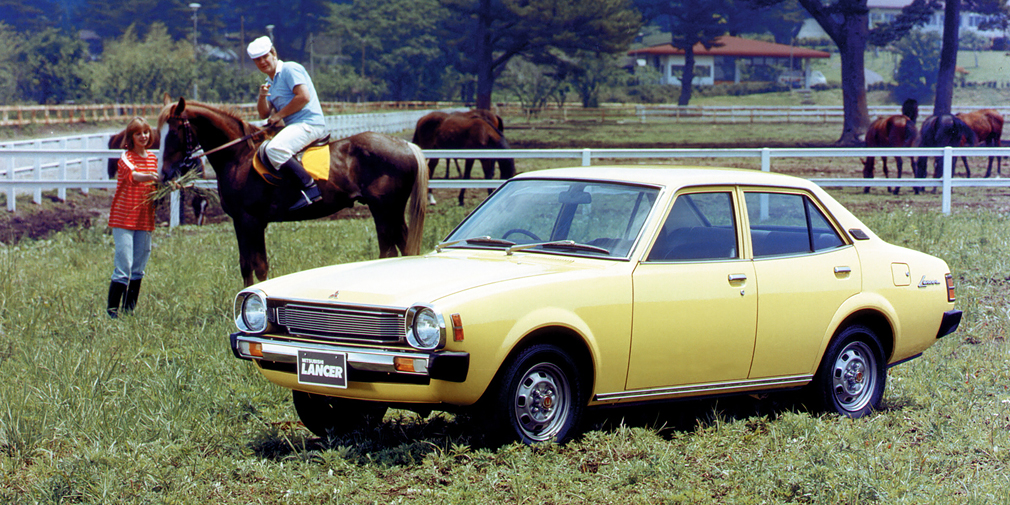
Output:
top-left (167, 114), bottom-right (274, 180)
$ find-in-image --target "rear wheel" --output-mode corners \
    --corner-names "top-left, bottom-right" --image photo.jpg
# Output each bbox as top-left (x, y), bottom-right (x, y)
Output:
top-left (487, 343), bottom-right (584, 444)
top-left (810, 325), bottom-right (886, 418)
top-left (291, 390), bottom-right (388, 438)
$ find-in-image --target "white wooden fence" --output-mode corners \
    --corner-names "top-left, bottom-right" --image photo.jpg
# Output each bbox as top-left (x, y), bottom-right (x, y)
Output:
top-left (634, 105), bottom-right (1010, 123)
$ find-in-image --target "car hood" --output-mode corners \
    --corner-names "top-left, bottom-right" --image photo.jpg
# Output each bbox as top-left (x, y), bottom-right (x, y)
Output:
top-left (250, 250), bottom-right (595, 307)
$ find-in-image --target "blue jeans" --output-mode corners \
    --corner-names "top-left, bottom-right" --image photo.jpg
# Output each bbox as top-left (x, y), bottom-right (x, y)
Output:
top-left (111, 228), bottom-right (151, 284)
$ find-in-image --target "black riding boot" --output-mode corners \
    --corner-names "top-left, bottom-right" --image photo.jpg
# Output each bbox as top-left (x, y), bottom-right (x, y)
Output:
top-left (123, 278), bottom-right (142, 314)
top-left (107, 281), bottom-right (127, 319)
top-left (279, 157), bottom-right (322, 211)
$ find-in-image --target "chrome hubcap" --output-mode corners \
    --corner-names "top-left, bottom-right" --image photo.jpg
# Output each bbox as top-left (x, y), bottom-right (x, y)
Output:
top-left (831, 341), bottom-right (877, 412)
top-left (514, 363), bottom-right (570, 442)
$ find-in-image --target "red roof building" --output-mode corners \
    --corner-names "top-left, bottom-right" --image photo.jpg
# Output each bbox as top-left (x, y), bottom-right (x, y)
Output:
top-left (628, 35), bottom-right (831, 87)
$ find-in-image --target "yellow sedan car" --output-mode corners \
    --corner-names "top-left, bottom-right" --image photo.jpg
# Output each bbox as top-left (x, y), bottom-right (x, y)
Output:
top-left (231, 166), bottom-right (961, 444)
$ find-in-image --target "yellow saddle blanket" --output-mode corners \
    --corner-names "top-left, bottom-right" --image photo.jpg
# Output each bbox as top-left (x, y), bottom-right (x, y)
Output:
top-left (252, 144), bottom-right (330, 186)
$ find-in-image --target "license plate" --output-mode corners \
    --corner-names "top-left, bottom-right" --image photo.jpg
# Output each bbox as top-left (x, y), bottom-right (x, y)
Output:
top-left (297, 350), bottom-right (348, 388)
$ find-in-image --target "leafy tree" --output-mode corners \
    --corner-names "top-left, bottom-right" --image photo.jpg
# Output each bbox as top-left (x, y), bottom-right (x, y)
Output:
top-left (734, 0), bottom-right (807, 45)
top-left (634, 0), bottom-right (733, 106)
top-left (15, 28), bottom-right (89, 104)
top-left (0, 0), bottom-right (65, 33)
top-left (498, 56), bottom-right (565, 116)
top-left (0, 23), bottom-right (21, 103)
top-left (565, 51), bottom-right (626, 107)
top-left (442, 0), bottom-right (640, 110)
top-left (313, 63), bottom-right (387, 102)
top-left (327, 0), bottom-right (449, 101)
top-left (891, 29), bottom-right (940, 104)
top-left (89, 23), bottom-right (194, 103)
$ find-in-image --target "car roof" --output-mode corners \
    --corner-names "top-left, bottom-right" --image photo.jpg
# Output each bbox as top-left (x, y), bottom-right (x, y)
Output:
top-left (513, 165), bottom-right (820, 192)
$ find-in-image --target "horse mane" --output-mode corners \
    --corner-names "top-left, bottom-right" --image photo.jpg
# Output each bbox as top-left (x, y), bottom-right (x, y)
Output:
top-left (159, 99), bottom-right (254, 135)
top-left (901, 98), bottom-right (918, 123)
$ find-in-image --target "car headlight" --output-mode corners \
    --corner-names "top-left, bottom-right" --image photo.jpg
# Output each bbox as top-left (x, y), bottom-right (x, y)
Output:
top-left (234, 289), bottom-right (268, 333)
top-left (405, 304), bottom-right (445, 350)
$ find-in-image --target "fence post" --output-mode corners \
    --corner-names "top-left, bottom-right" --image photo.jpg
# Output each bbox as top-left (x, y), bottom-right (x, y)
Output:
top-left (33, 139), bottom-right (42, 204)
top-left (582, 149), bottom-right (591, 167)
top-left (4, 153), bottom-right (14, 212)
top-left (58, 138), bottom-right (67, 201)
top-left (761, 148), bottom-right (771, 172)
top-left (170, 191), bottom-right (180, 228)
top-left (942, 146), bottom-right (952, 215)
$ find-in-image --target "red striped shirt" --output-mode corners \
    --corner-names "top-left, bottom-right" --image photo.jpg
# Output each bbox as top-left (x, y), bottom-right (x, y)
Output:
top-left (109, 151), bottom-right (157, 231)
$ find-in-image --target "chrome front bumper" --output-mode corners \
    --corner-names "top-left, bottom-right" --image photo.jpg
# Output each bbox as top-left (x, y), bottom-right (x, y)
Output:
top-left (230, 333), bottom-right (469, 382)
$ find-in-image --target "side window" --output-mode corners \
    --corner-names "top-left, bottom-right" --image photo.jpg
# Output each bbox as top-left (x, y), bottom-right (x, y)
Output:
top-left (648, 192), bottom-right (737, 261)
top-left (745, 192), bottom-right (844, 257)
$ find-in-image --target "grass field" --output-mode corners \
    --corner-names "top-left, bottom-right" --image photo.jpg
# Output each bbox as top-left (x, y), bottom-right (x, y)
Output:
top-left (3, 113), bottom-right (1010, 503)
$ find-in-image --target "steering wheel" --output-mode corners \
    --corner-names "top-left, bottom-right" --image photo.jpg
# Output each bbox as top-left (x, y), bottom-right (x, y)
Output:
top-left (503, 228), bottom-right (541, 241)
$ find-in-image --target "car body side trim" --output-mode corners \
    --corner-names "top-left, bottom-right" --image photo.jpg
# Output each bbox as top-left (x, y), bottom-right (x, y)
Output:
top-left (595, 374), bottom-right (812, 402)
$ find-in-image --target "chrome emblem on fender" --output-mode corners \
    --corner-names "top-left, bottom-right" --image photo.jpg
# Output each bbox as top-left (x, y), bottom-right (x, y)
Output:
top-left (918, 276), bottom-right (941, 288)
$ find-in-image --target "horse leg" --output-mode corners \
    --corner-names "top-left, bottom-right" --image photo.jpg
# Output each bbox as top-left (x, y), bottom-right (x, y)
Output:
top-left (881, 157), bottom-right (891, 194)
top-left (480, 158), bottom-right (496, 197)
top-left (234, 219), bottom-right (269, 287)
top-left (893, 157), bottom-right (903, 195)
top-left (959, 156), bottom-right (970, 178)
top-left (369, 204), bottom-right (407, 258)
top-left (458, 159), bottom-right (475, 206)
top-left (862, 156), bottom-right (875, 193)
top-left (427, 158), bottom-right (439, 205)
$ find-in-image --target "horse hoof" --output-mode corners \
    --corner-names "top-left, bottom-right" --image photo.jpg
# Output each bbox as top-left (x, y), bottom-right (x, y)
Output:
top-left (428, 194), bottom-right (437, 206)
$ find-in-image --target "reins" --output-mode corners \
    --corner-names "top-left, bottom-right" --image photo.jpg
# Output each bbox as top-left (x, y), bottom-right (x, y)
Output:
top-left (193, 124), bottom-right (277, 158)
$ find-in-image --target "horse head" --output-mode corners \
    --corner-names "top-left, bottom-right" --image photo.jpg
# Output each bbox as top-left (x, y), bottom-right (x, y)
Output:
top-left (901, 98), bottom-right (919, 123)
top-left (157, 97), bottom-right (205, 184)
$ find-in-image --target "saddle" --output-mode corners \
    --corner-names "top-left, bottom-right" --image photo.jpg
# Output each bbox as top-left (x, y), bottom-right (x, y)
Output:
top-left (252, 135), bottom-right (332, 186)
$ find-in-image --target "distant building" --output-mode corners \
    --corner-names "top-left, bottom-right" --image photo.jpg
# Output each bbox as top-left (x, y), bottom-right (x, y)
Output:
top-left (628, 35), bottom-right (831, 87)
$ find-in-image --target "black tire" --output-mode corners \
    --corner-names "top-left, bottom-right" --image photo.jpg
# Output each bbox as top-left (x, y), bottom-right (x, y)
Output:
top-left (486, 343), bottom-right (585, 444)
top-left (291, 390), bottom-right (388, 438)
top-left (810, 325), bottom-right (886, 418)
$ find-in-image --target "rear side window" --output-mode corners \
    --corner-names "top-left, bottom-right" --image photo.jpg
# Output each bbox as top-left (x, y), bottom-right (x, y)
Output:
top-left (648, 192), bottom-right (737, 261)
top-left (745, 192), bottom-right (844, 257)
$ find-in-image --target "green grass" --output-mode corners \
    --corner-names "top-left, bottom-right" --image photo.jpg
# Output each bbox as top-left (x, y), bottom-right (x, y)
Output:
top-left (3, 117), bottom-right (1010, 503)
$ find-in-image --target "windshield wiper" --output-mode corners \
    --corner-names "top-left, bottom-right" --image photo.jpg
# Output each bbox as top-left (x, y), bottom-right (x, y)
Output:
top-left (507, 240), bottom-right (610, 256)
top-left (436, 236), bottom-right (516, 252)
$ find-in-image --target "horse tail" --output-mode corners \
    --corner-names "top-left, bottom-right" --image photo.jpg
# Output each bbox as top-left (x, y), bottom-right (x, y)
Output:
top-left (404, 141), bottom-right (429, 256)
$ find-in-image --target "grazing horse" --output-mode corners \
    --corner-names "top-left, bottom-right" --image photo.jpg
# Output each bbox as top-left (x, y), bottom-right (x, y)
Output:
top-left (158, 97), bottom-right (428, 286)
top-left (956, 109), bottom-right (1004, 177)
top-left (863, 119), bottom-right (917, 194)
top-left (413, 109), bottom-right (513, 206)
top-left (916, 114), bottom-right (978, 187)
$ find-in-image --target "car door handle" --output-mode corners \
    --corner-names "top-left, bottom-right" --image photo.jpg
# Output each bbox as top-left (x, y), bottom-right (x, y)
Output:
top-left (834, 266), bottom-right (852, 274)
top-left (728, 274), bottom-right (747, 283)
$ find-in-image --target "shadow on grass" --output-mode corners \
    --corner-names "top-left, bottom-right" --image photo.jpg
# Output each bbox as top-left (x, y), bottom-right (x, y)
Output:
top-left (248, 390), bottom-right (826, 464)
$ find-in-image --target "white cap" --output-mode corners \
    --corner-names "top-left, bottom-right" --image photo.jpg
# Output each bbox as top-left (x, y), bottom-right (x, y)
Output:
top-left (247, 36), bottom-right (273, 59)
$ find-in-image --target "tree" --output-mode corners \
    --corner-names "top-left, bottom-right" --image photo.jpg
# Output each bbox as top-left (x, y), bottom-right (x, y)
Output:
top-left (327, 0), bottom-right (449, 101)
top-left (88, 24), bottom-right (194, 103)
top-left (0, 22), bottom-right (22, 103)
top-left (442, 0), bottom-right (640, 110)
top-left (891, 29), bottom-right (941, 104)
top-left (634, 0), bottom-right (734, 106)
top-left (565, 51), bottom-right (626, 107)
top-left (498, 56), bottom-right (566, 116)
top-left (15, 28), bottom-right (89, 104)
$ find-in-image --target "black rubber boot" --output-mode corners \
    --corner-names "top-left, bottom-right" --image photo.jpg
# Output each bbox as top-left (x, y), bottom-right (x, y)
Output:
top-left (107, 281), bottom-right (127, 319)
top-left (279, 157), bottom-right (322, 211)
top-left (123, 278), bottom-right (142, 314)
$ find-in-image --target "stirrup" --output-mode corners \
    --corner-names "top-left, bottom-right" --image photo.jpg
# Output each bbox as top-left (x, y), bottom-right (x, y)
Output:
top-left (289, 184), bottom-right (322, 211)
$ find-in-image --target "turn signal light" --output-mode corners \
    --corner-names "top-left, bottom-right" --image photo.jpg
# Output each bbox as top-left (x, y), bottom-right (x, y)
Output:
top-left (451, 313), bottom-right (464, 341)
top-left (394, 356), bottom-right (416, 373)
top-left (945, 273), bottom-right (956, 302)
top-left (240, 341), bottom-right (264, 358)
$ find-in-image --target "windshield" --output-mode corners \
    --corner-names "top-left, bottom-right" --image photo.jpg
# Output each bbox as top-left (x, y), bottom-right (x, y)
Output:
top-left (444, 179), bottom-right (660, 258)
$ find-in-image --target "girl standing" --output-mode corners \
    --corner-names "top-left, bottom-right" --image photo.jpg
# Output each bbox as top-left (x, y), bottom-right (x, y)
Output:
top-left (106, 117), bottom-right (159, 318)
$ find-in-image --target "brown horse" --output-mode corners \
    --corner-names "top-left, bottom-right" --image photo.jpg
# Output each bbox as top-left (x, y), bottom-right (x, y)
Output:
top-left (916, 114), bottom-right (978, 187)
top-left (863, 114), bottom-right (918, 194)
top-left (956, 109), bottom-right (1004, 177)
top-left (158, 97), bottom-right (428, 286)
top-left (413, 109), bottom-right (514, 206)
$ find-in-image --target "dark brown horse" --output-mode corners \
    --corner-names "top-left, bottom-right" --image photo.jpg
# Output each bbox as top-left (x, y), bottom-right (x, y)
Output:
top-left (158, 97), bottom-right (428, 286)
top-left (413, 109), bottom-right (514, 206)
top-left (863, 115), bottom-right (917, 194)
top-left (916, 114), bottom-right (978, 186)
top-left (956, 109), bottom-right (1004, 177)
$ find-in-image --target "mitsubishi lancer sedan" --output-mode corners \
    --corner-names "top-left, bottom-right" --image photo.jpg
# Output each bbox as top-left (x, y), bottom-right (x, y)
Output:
top-left (230, 166), bottom-right (961, 444)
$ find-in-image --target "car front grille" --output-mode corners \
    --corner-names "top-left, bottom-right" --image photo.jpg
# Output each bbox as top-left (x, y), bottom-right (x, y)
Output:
top-left (275, 303), bottom-right (404, 344)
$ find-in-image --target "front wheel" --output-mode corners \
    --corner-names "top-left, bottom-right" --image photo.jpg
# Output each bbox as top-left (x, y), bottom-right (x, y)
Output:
top-left (810, 325), bottom-right (886, 418)
top-left (486, 344), bottom-right (584, 444)
top-left (292, 390), bottom-right (388, 438)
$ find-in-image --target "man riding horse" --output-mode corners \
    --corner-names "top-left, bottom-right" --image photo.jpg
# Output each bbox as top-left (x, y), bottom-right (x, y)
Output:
top-left (248, 35), bottom-right (325, 211)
